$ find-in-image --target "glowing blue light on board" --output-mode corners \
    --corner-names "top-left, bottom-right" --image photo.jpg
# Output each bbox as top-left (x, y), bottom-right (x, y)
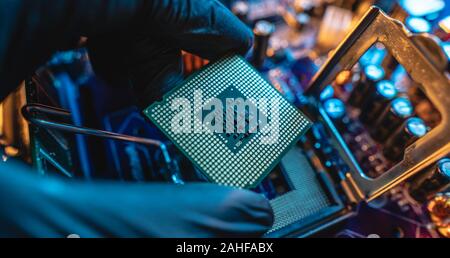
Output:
top-left (364, 65), bottom-right (385, 81)
top-left (320, 85), bottom-right (335, 101)
top-left (360, 45), bottom-right (386, 67)
top-left (442, 42), bottom-right (450, 60)
top-left (406, 17), bottom-right (432, 33)
top-left (406, 117), bottom-right (427, 137)
top-left (324, 98), bottom-right (346, 119)
top-left (400, 0), bottom-right (445, 17)
top-left (392, 98), bottom-right (413, 118)
top-left (376, 80), bottom-right (397, 99)
top-left (438, 158), bottom-right (450, 178)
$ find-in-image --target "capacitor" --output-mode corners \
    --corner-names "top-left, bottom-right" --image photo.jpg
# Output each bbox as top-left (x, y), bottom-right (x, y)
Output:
top-left (294, 0), bottom-right (322, 17)
top-left (381, 54), bottom-right (399, 78)
top-left (405, 17), bottom-right (432, 34)
top-left (383, 117), bottom-right (428, 162)
top-left (320, 85), bottom-right (335, 101)
top-left (348, 64), bottom-right (385, 108)
top-left (390, 0), bottom-right (445, 23)
top-left (252, 20), bottom-right (275, 69)
top-left (360, 80), bottom-right (398, 124)
top-left (392, 226), bottom-right (405, 238)
top-left (281, 6), bottom-right (310, 30)
top-left (291, 55), bottom-right (319, 88)
top-left (371, 97), bottom-right (414, 142)
top-left (324, 98), bottom-right (346, 120)
top-left (409, 158), bottom-right (450, 203)
top-left (324, 98), bottom-right (348, 131)
top-left (231, 1), bottom-right (250, 24)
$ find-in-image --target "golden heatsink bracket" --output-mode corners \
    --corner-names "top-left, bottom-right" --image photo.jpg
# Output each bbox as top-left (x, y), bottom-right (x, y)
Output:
top-left (307, 6), bottom-right (450, 202)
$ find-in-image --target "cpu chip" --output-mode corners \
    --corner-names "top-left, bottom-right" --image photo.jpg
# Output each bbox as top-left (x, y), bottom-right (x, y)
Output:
top-left (143, 55), bottom-right (311, 188)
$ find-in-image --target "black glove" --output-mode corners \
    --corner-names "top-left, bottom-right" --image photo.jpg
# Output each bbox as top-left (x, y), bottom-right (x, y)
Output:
top-left (87, 0), bottom-right (253, 108)
top-left (0, 162), bottom-right (273, 237)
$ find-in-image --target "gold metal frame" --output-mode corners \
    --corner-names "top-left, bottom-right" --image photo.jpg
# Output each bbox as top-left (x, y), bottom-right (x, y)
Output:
top-left (307, 7), bottom-right (450, 201)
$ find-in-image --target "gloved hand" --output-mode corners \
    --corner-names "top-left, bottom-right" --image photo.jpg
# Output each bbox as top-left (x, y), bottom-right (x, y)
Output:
top-left (0, 0), bottom-right (274, 237)
top-left (88, 0), bottom-right (255, 108)
top-left (1, 0), bottom-right (253, 105)
top-left (0, 162), bottom-right (273, 237)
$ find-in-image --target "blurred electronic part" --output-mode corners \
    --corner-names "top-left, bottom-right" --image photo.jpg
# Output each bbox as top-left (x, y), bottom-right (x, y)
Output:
top-left (266, 67), bottom-right (304, 104)
top-left (383, 117), bottom-right (428, 162)
top-left (441, 41), bottom-right (450, 73)
top-left (372, 97), bottom-right (414, 142)
top-left (143, 55), bottom-right (312, 189)
top-left (390, 0), bottom-right (446, 23)
top-left (245, 0), bottom-right (282, 22)
top-left (13, 1), bottom-right (450, 238)
top-left (290, 55), bottom-right (320, 90)
top-left (348, 64), bottom-right (385, 107)
top-left (231, 1), bottom-right (250, 23)
top-left (293, 0), bottom-right (327, 18)
top-left (405, 17), bottom-right (432, 33)
top-left (280, 6), bottom-right (311, 30)
top-left (323, 98), bottom-right (346, 122)
top-left (103, 107), bottom-right (171, 181)
top-left (435, 16), bottom-right (450, 41)
top-left (427, 192), bottom-right (450, 238)
top-left (252, 20), bottom-right (276, 69)
top-left (359, 80), bottom-right (397, 124)
top-left (409, 158), bottom-right (450, 202)
top-left (316, 5), bottom-right (354, 52)
top-left (0, 83), bottom-right (30, 162)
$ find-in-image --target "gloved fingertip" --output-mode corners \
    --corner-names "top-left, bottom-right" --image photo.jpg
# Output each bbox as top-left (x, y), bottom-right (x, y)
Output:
top-left (221, 6), bottom-right (254, 56)
top-left (239, 26), bottom-right (255, 56)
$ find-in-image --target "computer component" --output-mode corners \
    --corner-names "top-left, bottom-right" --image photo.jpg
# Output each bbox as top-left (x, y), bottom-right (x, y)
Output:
top-left (307, 7), bottom-right (450, 202)
top-left (264, 6), bottom-right (449, 237)
top-left (383, 117), bottom-right (428, 162)
top-left (409, 158), bottom-right (450, 202)
top-left (143, 55), bottom-right (312, 188)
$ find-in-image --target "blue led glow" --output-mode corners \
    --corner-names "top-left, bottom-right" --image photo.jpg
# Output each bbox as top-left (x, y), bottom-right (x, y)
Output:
top-left (392, 98), bottom-right (413, 117)
top-left (400, 0), bottom-right (445, 17)
top-left (391, 66), bottom-right (407, 84)
top-left (324, 98), bottom-right (346, 119)
top-left (320, 85), bottom-right (335, 101)
top-left (360, 44), bottom-right (387, 67)
top-left (406, 117), bottom-right (427, 137)
top-left (406, 17), bottom-right (432, 33)
top-left (364, 65), bottom-right (385, 81)
top-left (438, 158), bottom-right (450, 178)
top-left (442, 42), bottom-right (450, 60)
top-left (376, 80), bottom-right (397, 99)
